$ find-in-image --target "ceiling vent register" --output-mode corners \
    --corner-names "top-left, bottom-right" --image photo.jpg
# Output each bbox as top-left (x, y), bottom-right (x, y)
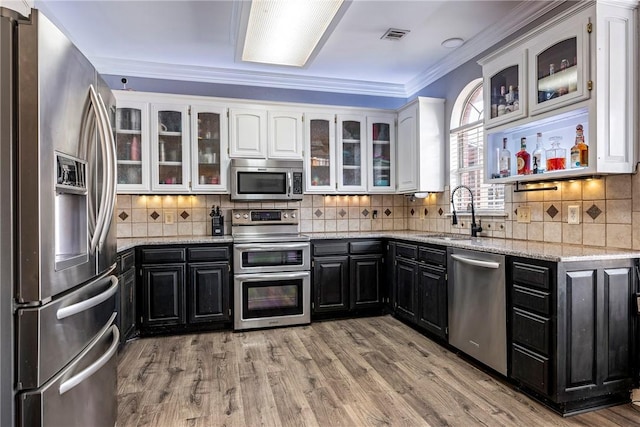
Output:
top-left (381, 28), bottom-right (410, 41)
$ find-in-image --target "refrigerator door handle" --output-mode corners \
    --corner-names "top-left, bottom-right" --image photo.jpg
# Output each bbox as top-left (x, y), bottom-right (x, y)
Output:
top-left (56, 275), bottom-right (118, 320)
top-left (58, 324), bottom-right (119, 395)
top-left (94, 91), bottom-right (117, 250)
top-left (88, 85), bottom-right (110, 254)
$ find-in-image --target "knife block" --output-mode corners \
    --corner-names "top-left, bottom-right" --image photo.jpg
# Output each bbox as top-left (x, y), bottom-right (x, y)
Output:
top-left (211, 215), bottom-right (224, 236)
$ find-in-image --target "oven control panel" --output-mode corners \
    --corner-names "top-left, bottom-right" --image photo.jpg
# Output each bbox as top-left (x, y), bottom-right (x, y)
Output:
top-left (232, 209), bottom-right (299, 226)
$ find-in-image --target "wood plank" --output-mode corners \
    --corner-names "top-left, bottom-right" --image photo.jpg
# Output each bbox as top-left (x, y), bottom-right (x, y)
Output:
top-left (117, 316), bottom-right (640, 427)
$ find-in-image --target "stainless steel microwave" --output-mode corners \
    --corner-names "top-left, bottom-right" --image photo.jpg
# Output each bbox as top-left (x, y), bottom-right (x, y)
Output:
top-left (230, 159), bottom-right (304, 201)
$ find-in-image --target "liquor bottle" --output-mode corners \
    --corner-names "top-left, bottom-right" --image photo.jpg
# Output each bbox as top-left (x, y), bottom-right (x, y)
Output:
top-left (497, 86), bottom-right (507, 116)
top-left (516, 137), bottom-right (531, 175)
top-left (570, 124), bottom-right (588, 168)
top-left (491, 87), bottom-right (498, 118)
top-left (499, 137), bottom-right (511, 178)
top-left (532, 132), bottom-right (545, 174)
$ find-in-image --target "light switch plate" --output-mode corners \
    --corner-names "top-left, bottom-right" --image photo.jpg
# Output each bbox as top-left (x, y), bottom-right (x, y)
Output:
top-left (568, 205), bottom-right (580, 224)
top-left (165, 211), bottom-right (175, 225)
top-left (517, 206), bottom-right (531, 223)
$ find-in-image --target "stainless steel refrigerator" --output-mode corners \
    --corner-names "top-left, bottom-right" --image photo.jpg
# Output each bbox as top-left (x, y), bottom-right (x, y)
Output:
top-left (0, 7), bottom-right (119, 427)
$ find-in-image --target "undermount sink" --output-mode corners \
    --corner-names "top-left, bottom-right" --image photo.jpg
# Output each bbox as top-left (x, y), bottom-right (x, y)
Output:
top-left (421, 233), bottom-right (477, 241)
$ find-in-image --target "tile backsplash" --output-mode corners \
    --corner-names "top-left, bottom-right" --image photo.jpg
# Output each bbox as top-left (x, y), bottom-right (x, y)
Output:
top-left (406, 173), bottom-right (640, 250)
top-left (115, 194), bottom-right (409, 238)
top-left (116, 173), bottom-right (640, 250)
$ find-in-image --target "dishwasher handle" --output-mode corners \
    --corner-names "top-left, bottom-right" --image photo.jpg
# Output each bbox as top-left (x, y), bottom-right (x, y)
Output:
top-left (450, 254), bottom-right (500, 269)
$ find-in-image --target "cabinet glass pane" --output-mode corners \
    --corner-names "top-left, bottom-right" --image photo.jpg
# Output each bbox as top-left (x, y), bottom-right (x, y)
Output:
top-left (196, 112), bottom-right (221, 185)
top-left (490, 65), bottom-right (520, 119)
top-left (309, 119), bottom-right (331, 187)
top-left (342, 120), bottom-right (362, 186)
top-left (158, 110), bottom-right (183, 185)
top-left (536, 38), bottom-right (578, 104)
top-left (371, 122), bottom-right (391, 187)
top-left (115, 107), bottom-right (143, 185)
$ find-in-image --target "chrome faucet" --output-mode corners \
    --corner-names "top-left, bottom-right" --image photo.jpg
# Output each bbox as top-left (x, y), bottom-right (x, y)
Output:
top-left (450, 185), bottom-right (482, 237)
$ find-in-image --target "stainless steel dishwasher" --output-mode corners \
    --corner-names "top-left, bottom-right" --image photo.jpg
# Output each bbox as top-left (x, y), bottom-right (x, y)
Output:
top-left (448, 248), bottom-right (507, 375)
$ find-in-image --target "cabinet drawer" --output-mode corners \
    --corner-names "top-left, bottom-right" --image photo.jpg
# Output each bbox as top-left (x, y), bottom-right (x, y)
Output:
top-left (313, 241), bottom-right (349, 256)
top-left (512, 284), bottom-right (551, 316)
top-left (187, 246), bottom-right (230, 262)
top-left (512, 262), bottom-right (551, 290)
top-left (140, 248), bottom-right (186, 264)
top-left (119, 250), bottom-right (135, 272)
top-left (349, 240), bottom-right (382, 255)
top-left (395, 243), bottom-right (418, 260)
top-left (512, 343), bottom-right (550, 395)
top-left (418, 246), bottom-right (446, 266)
top-left (512, 308), bottom-right (550, 355)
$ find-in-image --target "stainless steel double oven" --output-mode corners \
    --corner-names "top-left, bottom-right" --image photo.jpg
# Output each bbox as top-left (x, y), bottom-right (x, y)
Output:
top-left (232, 209), bottom-right (310, 331)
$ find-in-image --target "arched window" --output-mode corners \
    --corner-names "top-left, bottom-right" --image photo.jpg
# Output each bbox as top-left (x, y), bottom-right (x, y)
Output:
top-left (449, 79), bottom-right (504, 212)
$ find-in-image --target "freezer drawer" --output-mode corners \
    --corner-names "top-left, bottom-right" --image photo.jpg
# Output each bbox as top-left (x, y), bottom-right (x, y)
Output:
top-left (16, 268), bottom-right (118, 390)
top-left (18, 319), bottom-right (119, 427)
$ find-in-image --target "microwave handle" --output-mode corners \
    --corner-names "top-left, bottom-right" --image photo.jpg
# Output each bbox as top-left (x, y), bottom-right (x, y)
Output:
top-left (287, 171), bottom-right (292, 197)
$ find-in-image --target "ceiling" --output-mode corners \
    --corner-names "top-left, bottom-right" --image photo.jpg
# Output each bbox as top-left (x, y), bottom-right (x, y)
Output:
top-left (34, 0), bottom-right (560, 98)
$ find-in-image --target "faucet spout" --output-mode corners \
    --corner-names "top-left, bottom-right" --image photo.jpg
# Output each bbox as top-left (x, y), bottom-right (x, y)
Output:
top-left (450, 185), bottom-right (483, 237)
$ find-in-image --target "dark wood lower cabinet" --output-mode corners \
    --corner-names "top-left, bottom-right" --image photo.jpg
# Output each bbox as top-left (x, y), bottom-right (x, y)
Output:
top-left (188, 262), bottom-right (230, 323)
top-left (312, 240), bottom-right (384, 317)
top-left (313, 255), bottom-right (349, 313)
top-left (350, 254), bottom-right (383, 310)
top-left (392, 241), bottom-right (448, 339)
top-left (142, 264), bottom-right (186, 327)
top-left (416, 264), bottom-right (447, 339)
top-left (394, 257), bottom-right (418, 323)
top-left (116, 248), bottom-right (137, 345)
top-left (509, 257), bottom-right (637, 414)
top-left (139, 245), bottom-right (231, 334)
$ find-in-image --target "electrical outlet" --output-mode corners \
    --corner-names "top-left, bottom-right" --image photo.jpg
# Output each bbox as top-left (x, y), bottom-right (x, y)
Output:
top-left (568, 205), bottom-right (580, 224)
top-left (517, 206), bottom-right (531, 223)
top-left (165, 211), bottom-right (175, 225)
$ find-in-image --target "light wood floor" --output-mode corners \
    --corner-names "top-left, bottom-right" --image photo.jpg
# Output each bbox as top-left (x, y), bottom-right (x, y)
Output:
top-left (117, 315), bottom-right (640, 426)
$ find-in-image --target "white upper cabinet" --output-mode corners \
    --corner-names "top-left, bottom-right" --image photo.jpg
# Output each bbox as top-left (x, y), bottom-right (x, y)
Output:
top-left (190, 104), bottom-right (229, 193)
top-left (151, 103), bottom-right (191, 193)
top-left (366, 115), bottom-right (395, 193)
top-left (480, 1), bottom-right (637, 184)
top-left (228, 107), bottom-right (267, 158)
top-left (267, 110), bottom-right (304, 159)
top-left (337, 114), bottom-right (367, 193)
top-left (396, 97), bottom-right (445, 194)
top-left (115, 100), bottom-right (150, 193)
top-left (115, 91), bottom-right (231, 194)
top-left (229, 107), bottom-right (303, 159)
top-left (527, 7), bottom-right (591, 116)
top-left (482, 50), bottom-right (528, 129)
top-left (304, 112), bottom-right (336, 193)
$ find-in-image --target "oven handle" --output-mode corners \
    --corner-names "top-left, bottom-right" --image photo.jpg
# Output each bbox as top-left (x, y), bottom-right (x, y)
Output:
top-left (234, 243), bottom-right (310, 251)
top-left (234, 271), bottom-right (310, 282)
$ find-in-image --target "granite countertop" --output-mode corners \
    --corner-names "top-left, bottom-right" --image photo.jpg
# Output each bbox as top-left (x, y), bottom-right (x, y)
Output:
top-left (117, 231), bottom-right (640, 262)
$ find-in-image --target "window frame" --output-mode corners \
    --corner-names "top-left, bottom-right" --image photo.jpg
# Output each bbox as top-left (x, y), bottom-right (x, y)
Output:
top-left (449, 79), bottom-right (505, 215)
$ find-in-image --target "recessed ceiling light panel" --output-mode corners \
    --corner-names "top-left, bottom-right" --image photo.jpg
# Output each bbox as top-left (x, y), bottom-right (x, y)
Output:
top-left (242, 0), bottom-right (344, 67)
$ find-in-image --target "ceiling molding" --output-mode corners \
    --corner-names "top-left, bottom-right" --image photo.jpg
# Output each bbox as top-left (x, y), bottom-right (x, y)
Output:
top-left (404, 0), bottom-right (563, 96)
top-left (93, 57), bottom-right (408, 98)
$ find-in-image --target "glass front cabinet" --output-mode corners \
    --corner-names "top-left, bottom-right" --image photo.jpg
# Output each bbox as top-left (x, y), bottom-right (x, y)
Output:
top-left (115, 101), bottom-right (150, 192)
top-left (190, 105), bottom-right (229, 192)
top-left (305, 112), bottom-right (336, 193)
top-left (367, 116), bottom-right (395, 193)
top-left (528, 8), bottom-right (591, 116)
top-left (337, 115), bottom-right (367, 193)
top-left (479, 2), bottom-right (637, 184)
top-left (151, 104), bottom-right (191, 193)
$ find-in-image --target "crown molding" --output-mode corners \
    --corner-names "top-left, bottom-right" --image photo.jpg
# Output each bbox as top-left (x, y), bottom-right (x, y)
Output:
top-left (404, 0), bottom-right (564, 96)
top-left (93, 57), bottom-right (408, 98)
